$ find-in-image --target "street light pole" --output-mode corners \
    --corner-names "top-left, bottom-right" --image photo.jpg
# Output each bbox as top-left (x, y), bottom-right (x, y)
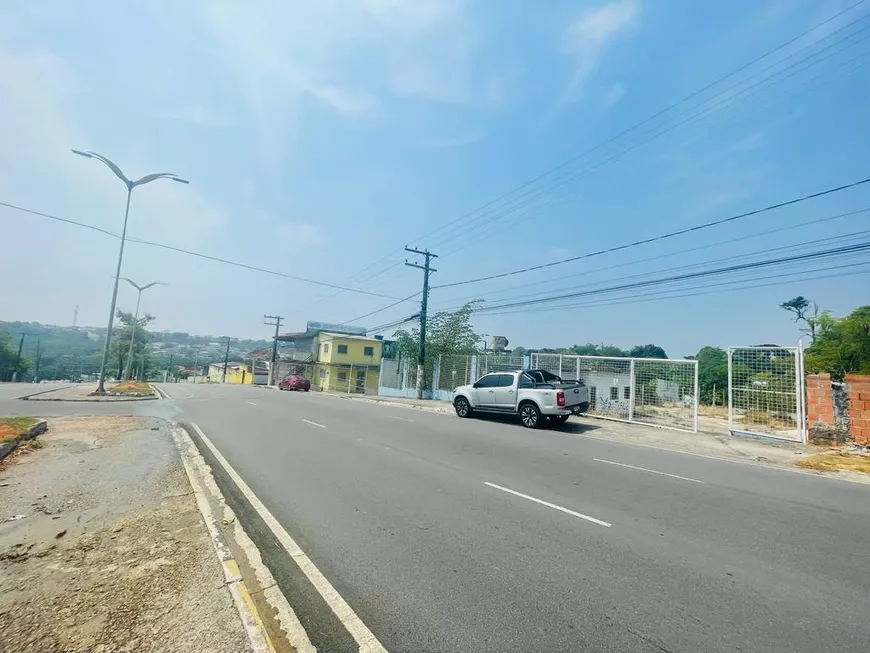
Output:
top-left (121, 278), bottom-right (165, 380)
top-left (72, 149), bottom-right (188, 394)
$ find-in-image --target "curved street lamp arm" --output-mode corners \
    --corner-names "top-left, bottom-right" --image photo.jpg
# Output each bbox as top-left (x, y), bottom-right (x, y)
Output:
top-left (133, 172), bottom-right (190, 186)
top-left (71, 149), bottom-right (130, 186)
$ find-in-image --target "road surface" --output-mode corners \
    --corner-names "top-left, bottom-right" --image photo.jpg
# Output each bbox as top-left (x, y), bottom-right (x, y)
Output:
top-left (3, 382), bottom-right (868, 652)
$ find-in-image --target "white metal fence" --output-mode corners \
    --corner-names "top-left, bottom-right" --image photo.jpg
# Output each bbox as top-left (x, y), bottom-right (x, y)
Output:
top-left (530, 353), bottom-right (699, 432)
top-left (727, 345), bottom-right (806, 442)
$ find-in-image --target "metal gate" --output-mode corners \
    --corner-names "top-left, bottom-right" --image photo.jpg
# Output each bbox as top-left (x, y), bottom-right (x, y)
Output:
top-left (727, 345), bottom-right (806, 442)
top-left (530, 353), bottom-right (699, 433)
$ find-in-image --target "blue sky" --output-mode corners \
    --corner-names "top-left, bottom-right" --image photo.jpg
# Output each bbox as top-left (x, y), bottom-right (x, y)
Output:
top-left (1, 0), bottom-right (868, 357)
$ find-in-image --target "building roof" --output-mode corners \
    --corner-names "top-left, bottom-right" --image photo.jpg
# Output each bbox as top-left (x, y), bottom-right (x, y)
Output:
top-left (319, 332), bottom-right (383, 343)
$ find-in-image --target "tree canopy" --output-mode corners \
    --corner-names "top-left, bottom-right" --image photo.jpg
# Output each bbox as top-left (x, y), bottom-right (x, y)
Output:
top-left (695, 346), bottom-right (728, 404)
top-left (393, 302), bottom-right (481, 361)
top-left (0, 330), bottom-right (30, 381)
top-left (780, 295), bottom-right (819, 340)
top-left (804, 305), bottom-right (870, 379)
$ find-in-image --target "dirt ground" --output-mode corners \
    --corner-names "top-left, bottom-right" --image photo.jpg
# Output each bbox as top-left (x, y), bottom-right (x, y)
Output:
top-left (0, 416), bottom-right (249, 653)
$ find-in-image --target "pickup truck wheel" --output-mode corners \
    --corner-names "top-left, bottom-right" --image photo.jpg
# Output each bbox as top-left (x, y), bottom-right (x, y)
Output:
top-left (454, 396), bottom-right (472, 418)
top-left (519, 402), bottom-right (542, 428)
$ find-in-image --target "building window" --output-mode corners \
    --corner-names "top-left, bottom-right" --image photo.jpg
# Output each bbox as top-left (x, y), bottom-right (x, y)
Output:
top-left (319, 368), bottom-right (326, 379)
top-left (364, 346), bottom-right (374, 357)
top-left (624, 386), bottom-right (631, 400)
top-left (338, 371), bottom-right (347, 381)
top-left (590, 387), bottom-right (597, 406)
top-left (322, 343), bottom-right (329, 354)
top-left (337, 344), bottom-right (348, 354)
top-left (610, 387), bottom-right (618, 400)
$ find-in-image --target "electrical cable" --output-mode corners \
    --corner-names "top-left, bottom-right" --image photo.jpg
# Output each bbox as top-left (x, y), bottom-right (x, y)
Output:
top-left (434, 176), bottom-right (870, 289)
top-left (296, 1), bottom-right (869, 308)
top-left (0, 200), bottom-right (407, 300)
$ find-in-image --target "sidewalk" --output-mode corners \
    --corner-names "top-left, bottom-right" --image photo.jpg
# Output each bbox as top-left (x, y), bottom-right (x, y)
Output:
top-left (0, 416), bottom-right (263, 652)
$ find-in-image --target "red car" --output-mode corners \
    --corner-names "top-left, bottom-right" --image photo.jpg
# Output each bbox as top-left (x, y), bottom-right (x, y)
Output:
top-left (279, 375), bottom-right (311, 391)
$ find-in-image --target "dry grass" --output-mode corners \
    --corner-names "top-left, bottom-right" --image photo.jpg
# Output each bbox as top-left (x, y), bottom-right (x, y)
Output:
top-left (107, 381), bottom-right (152, 396)
top-left (699, 404), bottom-right (728, 418)
top-left (795, 452), bottom-right (870, 474)
top-left (0, 417), bottom-right (38, 443)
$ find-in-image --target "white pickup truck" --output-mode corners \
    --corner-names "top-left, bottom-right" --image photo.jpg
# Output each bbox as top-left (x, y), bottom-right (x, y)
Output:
top-left (452, 369), bottom-right (589, 428)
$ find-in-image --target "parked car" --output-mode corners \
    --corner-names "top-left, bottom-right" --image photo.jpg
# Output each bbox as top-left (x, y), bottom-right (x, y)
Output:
top-left (279, 375), bottom-right (311, 391)
top-left (452, 369), bottom-right (589, 428)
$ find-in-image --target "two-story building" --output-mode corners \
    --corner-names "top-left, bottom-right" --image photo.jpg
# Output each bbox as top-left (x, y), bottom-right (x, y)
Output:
top-left (273, 321), bottom-right (383, 392)
top-left (315, 332), bottom-right (382, 392)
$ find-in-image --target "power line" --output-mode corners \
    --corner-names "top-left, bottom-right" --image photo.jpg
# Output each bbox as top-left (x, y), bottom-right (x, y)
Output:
top-left (469, 241), bottom-right (870, 314)
top-left (0, 200), bottom-right (406, 300)
top-left (477, 262), bottom-right (870, 318)
top-left (337, 291), bottom-right (423, 327)
top-left (312, 0), bottom-right (869, 284)
top-left (433, 207), bottom-right (870, 308)
top-left (434, 22), bottom-right (870, 257)
top-left (434, 176), bottom-right (870, 289)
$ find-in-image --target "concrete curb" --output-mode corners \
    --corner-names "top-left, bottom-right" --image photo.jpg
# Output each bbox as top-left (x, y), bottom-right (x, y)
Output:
top-left (14, 385), bottom-right (82, 400)
top-left (0, 419), bottom-right (48, 463)
top-left (170, 425), bottom-right (277, 653)
top-left (20, 385), bottom-right (159, 402)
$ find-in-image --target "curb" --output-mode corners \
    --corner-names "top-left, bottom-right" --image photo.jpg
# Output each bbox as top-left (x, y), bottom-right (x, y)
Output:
top-left (0, 419), bottom-right (48, 463)
top-left (170, 425), bottom-right (277, 653)
top-left (321, 392), bottom-right (453, 415)
top-left (15, 385), bottom-right (82, 400)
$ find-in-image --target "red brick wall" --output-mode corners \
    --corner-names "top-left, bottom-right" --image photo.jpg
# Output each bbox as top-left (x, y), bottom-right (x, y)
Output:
top-left (845, 374), bottom-right (870, 447)
top-left (806, 373), bottom-right (833, 426)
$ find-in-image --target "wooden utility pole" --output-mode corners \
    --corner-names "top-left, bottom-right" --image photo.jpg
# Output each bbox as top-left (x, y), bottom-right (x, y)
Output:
top-left (263, 315), bottom-right (284, 386)
top-left (404, 247), bottom-right (438, 400)
top-left (222, 337), bottom-right (232, 383)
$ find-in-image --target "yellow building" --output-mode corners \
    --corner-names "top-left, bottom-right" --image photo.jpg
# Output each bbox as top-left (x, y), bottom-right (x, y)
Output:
top-left (314, 333), bottom-right (382, 393)
top-left (206, 362), bottom-right (253, 384)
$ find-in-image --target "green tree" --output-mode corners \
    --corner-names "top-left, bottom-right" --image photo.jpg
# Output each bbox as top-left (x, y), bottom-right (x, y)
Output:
top-left (511, 346), bottom-right (528, 357)
top-left (780, 296), bottom-right (819, 340)
top-left (695, 346), bottom-right (728, 404)
top-left (628, 344), bottom-right (668, 359)
top-left (109, 310), bottom-right (156, 379)
top-left (0, 331), bottom-right (31, 381)
top-left (804, 306), bottom-right (870, 379)
top-left (393, 302), bottom-right (481, 362)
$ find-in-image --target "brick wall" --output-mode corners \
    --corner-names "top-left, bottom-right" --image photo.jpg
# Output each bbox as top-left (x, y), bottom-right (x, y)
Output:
top-left (806, 373), bottom-right (870, 446)
top-left (806, 373), bottom-right (833, 425)
top-left (845, 374), bottom-right (870, 447)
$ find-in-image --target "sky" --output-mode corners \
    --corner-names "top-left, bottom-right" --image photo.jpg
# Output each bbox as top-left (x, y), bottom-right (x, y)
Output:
top-left (1, 0), bottom-right (869, 358)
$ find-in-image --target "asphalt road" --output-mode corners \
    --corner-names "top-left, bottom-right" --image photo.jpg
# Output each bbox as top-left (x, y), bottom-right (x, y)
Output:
top-left (4, 382), bottom-right (869, 652)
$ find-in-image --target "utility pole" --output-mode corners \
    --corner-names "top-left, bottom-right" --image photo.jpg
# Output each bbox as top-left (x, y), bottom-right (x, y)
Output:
top-left (11, 332), bottom-right (34, 382)
top-left (222, 337), bottom-right (232, 383)
top-left (263, 315), bottom-right (284, 386)
top-left (405, 247), bottom-right (438, 400)
top-left (34, 338), bottom-right (41, 383)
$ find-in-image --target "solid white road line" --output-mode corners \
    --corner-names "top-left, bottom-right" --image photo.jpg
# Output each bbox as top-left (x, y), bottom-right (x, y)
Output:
top-left (247, 401), bottom-right (258, 406)
top-left (483, 481), bottom-right (612, 528)
top-left (387, 415), bottom-right (413, 422)
top-left (302, 419), bottom-right (326, 429)
top-left (190, 422), bottom-right (387, 653)
top-left (156, 386), bottom-right (172, 400)
top-left (593, 458), bottom-right (705, 484)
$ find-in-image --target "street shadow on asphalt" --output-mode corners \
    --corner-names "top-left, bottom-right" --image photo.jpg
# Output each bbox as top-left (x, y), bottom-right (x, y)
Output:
top-left (471, 413), bottom-right (600, 434)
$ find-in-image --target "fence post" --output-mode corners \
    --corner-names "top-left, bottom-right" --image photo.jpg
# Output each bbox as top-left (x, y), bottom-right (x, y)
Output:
top-left (433, 355), bottom-right (441, 395)
top-left (628, 359), bottom-right (635, 423)
top-left (796, 339), bottom-right (806, 443)
top-left (348, 364), bottom-right (353, 394)
top-left (693, 359), bottom-right (699, 433)
top-left (470, 355), bottom-right (478, 382)
top-left (378, 360), bottom-right (384, 392)
top-left (401, 361), bottom-right (409, 390)
top-left (558, 354), bottom-right (563, 379)
top-left (727, 348), bottom-right (734, 435)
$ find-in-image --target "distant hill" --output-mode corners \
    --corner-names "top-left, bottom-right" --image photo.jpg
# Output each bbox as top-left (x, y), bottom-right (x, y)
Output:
top-left (0, 320), bottom-right (273, 380)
